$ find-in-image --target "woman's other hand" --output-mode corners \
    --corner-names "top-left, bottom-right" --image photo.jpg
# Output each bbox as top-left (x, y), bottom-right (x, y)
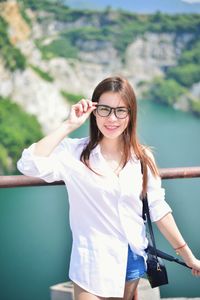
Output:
top-left (184, 254), bottom-right (200, 277)
top-left (177, 245), bottom-right (200, 276)
top-left (190, 258), bottom-right (200, 276)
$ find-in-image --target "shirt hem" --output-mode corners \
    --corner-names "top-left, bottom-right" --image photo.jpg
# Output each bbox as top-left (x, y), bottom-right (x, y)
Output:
top-left (69, 275), bottom-right (124, 298)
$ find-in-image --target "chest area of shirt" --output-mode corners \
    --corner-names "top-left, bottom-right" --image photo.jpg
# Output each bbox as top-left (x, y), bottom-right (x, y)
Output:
top-left (70, 156), bottom-right (143, 198)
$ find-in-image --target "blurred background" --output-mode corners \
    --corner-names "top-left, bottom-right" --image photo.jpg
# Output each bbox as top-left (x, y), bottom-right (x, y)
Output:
top-left (0, 0), bottom-right (200, 299)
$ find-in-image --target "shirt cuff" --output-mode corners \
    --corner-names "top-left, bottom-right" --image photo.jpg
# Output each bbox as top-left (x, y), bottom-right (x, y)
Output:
top-left (17, 143), bottom-right (61, 182)
top-left (147, 188), bottom-right (172, 222)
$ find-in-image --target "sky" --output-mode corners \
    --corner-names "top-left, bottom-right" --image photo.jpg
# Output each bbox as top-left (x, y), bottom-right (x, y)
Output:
top-left (65, 0), bottom-right (200, 14)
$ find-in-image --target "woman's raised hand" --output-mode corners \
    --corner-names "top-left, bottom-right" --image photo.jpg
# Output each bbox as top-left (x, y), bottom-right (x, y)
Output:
top-left (67, 99), bottom-right (97, 129)
top-left (33, 99), bottom-right (97, 156)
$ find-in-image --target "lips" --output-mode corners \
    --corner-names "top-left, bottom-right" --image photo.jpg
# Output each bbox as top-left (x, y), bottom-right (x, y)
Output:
top-left (104, 125), bottom-right (119, 130)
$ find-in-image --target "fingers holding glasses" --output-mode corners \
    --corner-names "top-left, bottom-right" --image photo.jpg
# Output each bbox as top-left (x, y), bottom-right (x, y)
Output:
top-left (69, 99), bottom-right (97, 127)
top-left (75, 99), bottom-right (97, 114)
top-left (80, 99), bottom-right (89, 113)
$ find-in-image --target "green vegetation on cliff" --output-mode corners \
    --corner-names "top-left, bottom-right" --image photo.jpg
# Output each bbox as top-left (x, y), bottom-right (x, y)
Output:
top-left (146, 78), bottom-right (187, 106)
top-left (1, 1), bottom-right (199, 106)
top-left (0, 97), bottom-right (43, 175)
top-left (167, 64), bottom-right (200, 88)
top-left (61, 90), bottom-right (85, 104)
top-left (23, 1), bottom-right (199, 114)
top-left (191, 99), bottom-right (200, 116)
top-left (0, 16), bottom-right (26, 71)
top-left (146, 40), bottom-right (200, 109)
top-left (166, 41), bottom-right (200, 88)
top-left (19, 1), bottom-right (200, 58)
top-left (29, 64), bottom-right (54, 82)
top-left (36, 38), bottom-right (78, 60)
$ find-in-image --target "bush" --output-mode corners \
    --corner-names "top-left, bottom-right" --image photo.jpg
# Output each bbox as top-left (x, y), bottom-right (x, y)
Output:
top-left (0, 144), bottom-right (10, 175)
top-left (0, 97), bottom-right (43, 174)
top-left (61, 90), bottom-right (85, 104)
top-left (179, 42), bottom-right (200, 65)
top-left (167, 64), bottom-right (200, 87)
top-left (0, 16), bottom-right (26, 71)
top-left (29, 64), bottom-right (54, 82)
top-left (36, 38), bottom-right (78, 60)
top-left (147, 79), bottom-right (187, 106)
top-left (190, 99), bottom-right (200, 116)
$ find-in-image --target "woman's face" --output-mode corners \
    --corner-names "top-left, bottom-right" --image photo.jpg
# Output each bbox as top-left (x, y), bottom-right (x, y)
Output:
top-left (94, 91), bottom-right (130, 141)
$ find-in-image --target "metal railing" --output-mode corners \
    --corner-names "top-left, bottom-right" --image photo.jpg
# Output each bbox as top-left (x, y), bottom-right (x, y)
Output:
top-left (1, 166), bottom-right (200, 188)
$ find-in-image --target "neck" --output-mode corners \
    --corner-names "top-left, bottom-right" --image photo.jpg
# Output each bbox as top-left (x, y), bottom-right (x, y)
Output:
top-left (100, 137), bottom-right (123, 154)
top-left (99, 137), bottom-right (125, 175)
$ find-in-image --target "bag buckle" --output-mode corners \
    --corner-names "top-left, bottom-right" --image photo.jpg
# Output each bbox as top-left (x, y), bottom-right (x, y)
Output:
top-left (157, 263), bottom-right (161, 271)
top-left (143, 213), bottom-right (147, 223)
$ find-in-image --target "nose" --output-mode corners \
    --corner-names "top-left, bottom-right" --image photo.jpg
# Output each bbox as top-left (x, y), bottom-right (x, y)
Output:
top-left (107, 109), bottom-right (118, 120)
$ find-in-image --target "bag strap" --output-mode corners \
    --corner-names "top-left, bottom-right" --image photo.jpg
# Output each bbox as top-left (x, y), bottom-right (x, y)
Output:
top-left (140, 161), bottom-right (158, 258)
top-left (140, 161), bottom-right (191, 269)
top-left (142, 193), bottom-right (158, 257)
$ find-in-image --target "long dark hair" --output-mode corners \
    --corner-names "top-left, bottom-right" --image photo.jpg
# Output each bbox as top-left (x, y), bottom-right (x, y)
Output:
top-left (80, 76), bottom-right (159, 195)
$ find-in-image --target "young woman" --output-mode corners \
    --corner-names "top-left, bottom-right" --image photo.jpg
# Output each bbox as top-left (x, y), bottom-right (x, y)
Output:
top-left (17, 76), bottom-right (200, 300)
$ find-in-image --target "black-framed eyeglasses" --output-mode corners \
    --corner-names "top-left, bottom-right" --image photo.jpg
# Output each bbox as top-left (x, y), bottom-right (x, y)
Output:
top-left (95, 105), bottom-right (130, 119)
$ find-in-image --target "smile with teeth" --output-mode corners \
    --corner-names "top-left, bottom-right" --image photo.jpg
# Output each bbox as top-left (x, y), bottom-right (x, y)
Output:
top-left (104, 125), bottom-right (119, 130)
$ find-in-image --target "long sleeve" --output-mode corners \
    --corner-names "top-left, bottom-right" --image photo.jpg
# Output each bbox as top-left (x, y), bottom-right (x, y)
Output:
top-left (17, 137), bottom-right (89, 183)
top-left (17, 142), bottom-right (66, 182)
top-left (144, 149), bottom-right (172, 222)
top-left (147, 168), bottom-right (172, 222)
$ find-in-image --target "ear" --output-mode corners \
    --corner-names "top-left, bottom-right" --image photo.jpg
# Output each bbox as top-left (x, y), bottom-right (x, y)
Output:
top-left (93, 109), bottom-right (97, 117)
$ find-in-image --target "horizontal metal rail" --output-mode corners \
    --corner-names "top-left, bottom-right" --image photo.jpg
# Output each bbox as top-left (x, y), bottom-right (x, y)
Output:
top-left (0, 166), bottom-right (200, 188)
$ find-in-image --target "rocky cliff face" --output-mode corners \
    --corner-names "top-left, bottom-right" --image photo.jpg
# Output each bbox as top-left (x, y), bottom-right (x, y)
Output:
top-left (0, 1), bottom-right (197, 133)
top-left (0, 0), bottom-right (30, 43)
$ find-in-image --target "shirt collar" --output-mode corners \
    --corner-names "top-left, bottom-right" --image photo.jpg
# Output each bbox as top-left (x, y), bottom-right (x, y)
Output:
top-left (90, 142), bottom-right (139, 163)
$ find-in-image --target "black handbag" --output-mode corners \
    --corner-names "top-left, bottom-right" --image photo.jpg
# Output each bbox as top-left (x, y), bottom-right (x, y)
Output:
top-left (142, 193), bottom-right (169, 288)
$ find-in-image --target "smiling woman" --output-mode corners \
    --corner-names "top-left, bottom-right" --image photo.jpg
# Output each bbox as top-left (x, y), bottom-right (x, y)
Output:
top-left (17, 76), bottom-right (200, 300)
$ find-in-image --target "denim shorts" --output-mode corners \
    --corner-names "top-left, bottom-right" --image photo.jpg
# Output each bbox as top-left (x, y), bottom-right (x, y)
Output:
top-left (125, 245), bottom-right (146, 281)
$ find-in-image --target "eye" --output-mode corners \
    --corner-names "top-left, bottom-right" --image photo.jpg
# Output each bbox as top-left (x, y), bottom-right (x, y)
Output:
top-left (116, 108), bottom-right (127, 113)
top-left (98, 106), bottom-right (110, 112)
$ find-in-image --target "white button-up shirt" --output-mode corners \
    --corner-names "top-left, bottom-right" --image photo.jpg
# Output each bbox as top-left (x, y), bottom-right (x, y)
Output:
top-left (17, 137), bottom-right (172, 297)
